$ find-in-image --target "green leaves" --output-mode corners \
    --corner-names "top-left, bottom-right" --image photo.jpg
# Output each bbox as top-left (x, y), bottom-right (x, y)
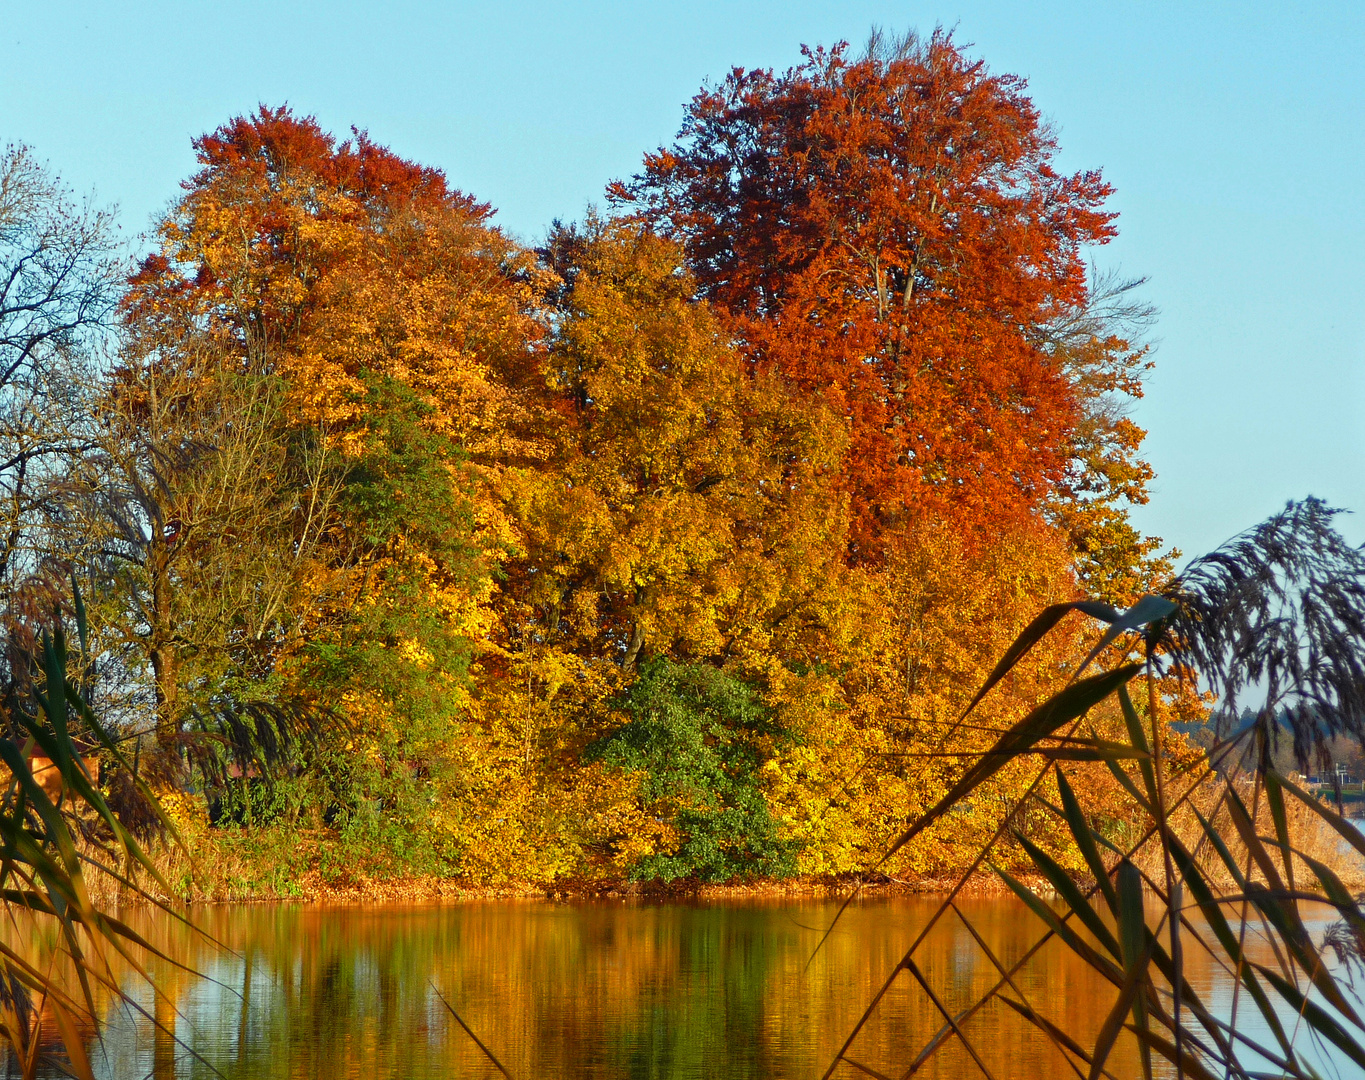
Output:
top-left (590, 660), bottom-right (795, 882)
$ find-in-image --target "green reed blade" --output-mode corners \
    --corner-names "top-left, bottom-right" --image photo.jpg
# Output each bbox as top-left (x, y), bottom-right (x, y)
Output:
top-left (959, 601), bottom-right (1118, 721)
top-left (1167, 834), bottom-right (1296, 1059)
top-left (990, 861), bottom-right (1124, 986)
top-left (1057, 768), bottom-right (1118, 913)
top-left (1128, 1025), bottom-right (1223, 1080)
top-left (1254, 962), bottom-right (1365, 1070)
top-left (1116, 685), bottom-right (1158, 808)
top-left (1271, 770), bottom-right (1365, 862)
top-left (882, 664), bottom-right (1140, 863)
top-left (1014, 829), bottom-right (1121, 960)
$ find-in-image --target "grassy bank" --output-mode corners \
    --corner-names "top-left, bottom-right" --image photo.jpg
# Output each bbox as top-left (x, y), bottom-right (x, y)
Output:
top-left (105, 823), bottom-right (1034, 905)
top-left (89, 777), bottom-right (1365, 907)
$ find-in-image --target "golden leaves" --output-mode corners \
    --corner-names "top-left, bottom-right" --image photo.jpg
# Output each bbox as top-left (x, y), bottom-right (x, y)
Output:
top-left (117, 108), bottom-right (1178, 888)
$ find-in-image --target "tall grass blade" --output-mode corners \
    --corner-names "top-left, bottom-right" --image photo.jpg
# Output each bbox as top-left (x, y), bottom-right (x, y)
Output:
top-left (1167, 834), bottom-right (1297, 1061)
top-left (1056, 769), bottom-right (1118, 912)
top-left (991, 862), bottom-right (1123, 985)
top-left (1013, 830), bottom-right (1121, 960)
top-left (902, 958), bottom-right (998, 1080)
top-left (1115, 860), bottom-right (1153, 1080)
top-left (1075, 596), bottom-right (1177, 680)
top-left (997, 996), bottom-right (1102, 1077)
top-left (1264, 770), bottom-right (1297, 900)
top-left (432, 986), bottom-right (513, 1078)
top-left (48, 999), bottom-right (93, 1080)
top-left (1224, 786), bottom-right (1287, 890)
top-left (1087, 968), bottom-right (1149, 1080)
top-left (836, 505), bottom-right (1365, 1077)
top-left (1100, 751), bottom-right (1154, 814)
top-left (1294, 850), bottom-right (1365, 938)
top-left (883, 665), bottom-right (1140, 862)
top-left (1128, 1027), bottom-right (1222, 1080)
top-left (1244, 881), bottom-right (1364, 1026)
top-left (957, 601), bottom-right (1118, 721)
top-left (1272, 770), bottom-right (1365, 861)
top-left (1117, 685), bottom-right (1159, 807)
top-left (1253, 964), bottom-right (1365, 1071)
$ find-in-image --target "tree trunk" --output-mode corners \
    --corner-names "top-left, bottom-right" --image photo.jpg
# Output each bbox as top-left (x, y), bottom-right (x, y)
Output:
top-left (623, 621), bottom-right (645, 670)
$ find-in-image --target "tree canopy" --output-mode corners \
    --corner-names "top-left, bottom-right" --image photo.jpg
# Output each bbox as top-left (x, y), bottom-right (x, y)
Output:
top-left (5, 30), bottom-right (1175, 891)
top-left (614, 31), bottom-right (1128, 560)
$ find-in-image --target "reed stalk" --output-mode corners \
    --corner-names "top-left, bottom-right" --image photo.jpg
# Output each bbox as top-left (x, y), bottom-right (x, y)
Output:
top-left (829, 500), bottom-right (1365, 1079)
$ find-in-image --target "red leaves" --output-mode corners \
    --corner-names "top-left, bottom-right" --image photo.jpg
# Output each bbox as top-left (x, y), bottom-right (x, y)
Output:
top-left (190, 106), bottom-right (465, 216)
top-left (621, 31), bottom-right (1118, 558)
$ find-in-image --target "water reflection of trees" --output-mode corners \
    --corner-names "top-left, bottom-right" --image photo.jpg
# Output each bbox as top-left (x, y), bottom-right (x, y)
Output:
top-left (8, 897), bottom-right (1159, 1079)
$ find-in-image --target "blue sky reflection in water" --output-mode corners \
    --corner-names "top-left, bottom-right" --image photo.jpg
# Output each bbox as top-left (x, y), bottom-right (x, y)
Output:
top-left (2, 1), bottom-right (1362, 562)
top-left (10, 896), bottom-right (1355, 1079)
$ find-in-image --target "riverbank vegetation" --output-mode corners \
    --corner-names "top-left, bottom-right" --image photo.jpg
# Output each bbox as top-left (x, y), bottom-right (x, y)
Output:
top-left (834, 498), bottom-right (1365, 1077)
top-left (6, 25), bottom-right (1365, 1080)
top-left (1, 30), bottom-right (1189, 899)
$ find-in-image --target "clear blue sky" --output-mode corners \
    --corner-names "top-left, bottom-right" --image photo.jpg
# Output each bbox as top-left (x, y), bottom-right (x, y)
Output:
top-left (4, 1), bottom-right (1362, 564)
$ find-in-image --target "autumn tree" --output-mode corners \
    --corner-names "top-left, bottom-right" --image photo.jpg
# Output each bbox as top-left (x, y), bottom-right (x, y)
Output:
top-left (504, 217), bottom-right (848, 671)
top-left (81, 331), bottom-right (342, 744)
top-left (616, 30), bottom-right (1150, 566)
top-left (58, 82), bottom-right (1180, 890)
top-left (128, 107), bottom-right (543, 451)
top-left (128, 107), bottom-right (457, 373)
top-left (1040, 269), bottom-right (1171, 602)
top-left (0, 146), bottom-right (120, 714)
top-left (762, 514), bottom-right (1118, 877)
top-left (111, 110), bottom-right (545, 859)
top-left (452, 218), bottom-right (855, 880)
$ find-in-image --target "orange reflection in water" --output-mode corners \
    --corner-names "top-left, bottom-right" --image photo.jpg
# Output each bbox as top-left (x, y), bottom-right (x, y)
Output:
top-left (23, 895), bottom-right (1171, 1078)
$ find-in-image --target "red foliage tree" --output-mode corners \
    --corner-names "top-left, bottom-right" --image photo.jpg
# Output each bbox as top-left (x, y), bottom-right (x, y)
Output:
top-left (127, 105), bottom-right (495, 370)
top-left (615, 31), bottom-right (1118, 557)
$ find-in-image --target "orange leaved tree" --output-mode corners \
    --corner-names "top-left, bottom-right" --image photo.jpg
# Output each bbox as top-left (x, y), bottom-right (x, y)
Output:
top-left (616, 30), bottom-right (1122, 559)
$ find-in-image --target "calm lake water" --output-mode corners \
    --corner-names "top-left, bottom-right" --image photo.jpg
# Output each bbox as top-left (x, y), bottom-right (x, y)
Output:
top-left (12, 894), bottom-right (1361, 1079)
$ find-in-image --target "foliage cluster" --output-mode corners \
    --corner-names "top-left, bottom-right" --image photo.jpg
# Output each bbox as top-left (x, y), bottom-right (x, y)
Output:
top-left (588, 659), bottom-right (797, 883)
top-left (0, 30), bottom-right (1179, 893)
top-left (6, 40), bottom-right (1365, 1070)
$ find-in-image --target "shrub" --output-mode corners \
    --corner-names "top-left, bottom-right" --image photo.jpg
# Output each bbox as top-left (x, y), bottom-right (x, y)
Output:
top-left (590, 660), bottom-right (796, 882)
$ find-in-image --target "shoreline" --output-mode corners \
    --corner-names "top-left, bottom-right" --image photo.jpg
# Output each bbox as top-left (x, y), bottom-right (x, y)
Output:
top-left (118, 869), bottom-right (1063, 907)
